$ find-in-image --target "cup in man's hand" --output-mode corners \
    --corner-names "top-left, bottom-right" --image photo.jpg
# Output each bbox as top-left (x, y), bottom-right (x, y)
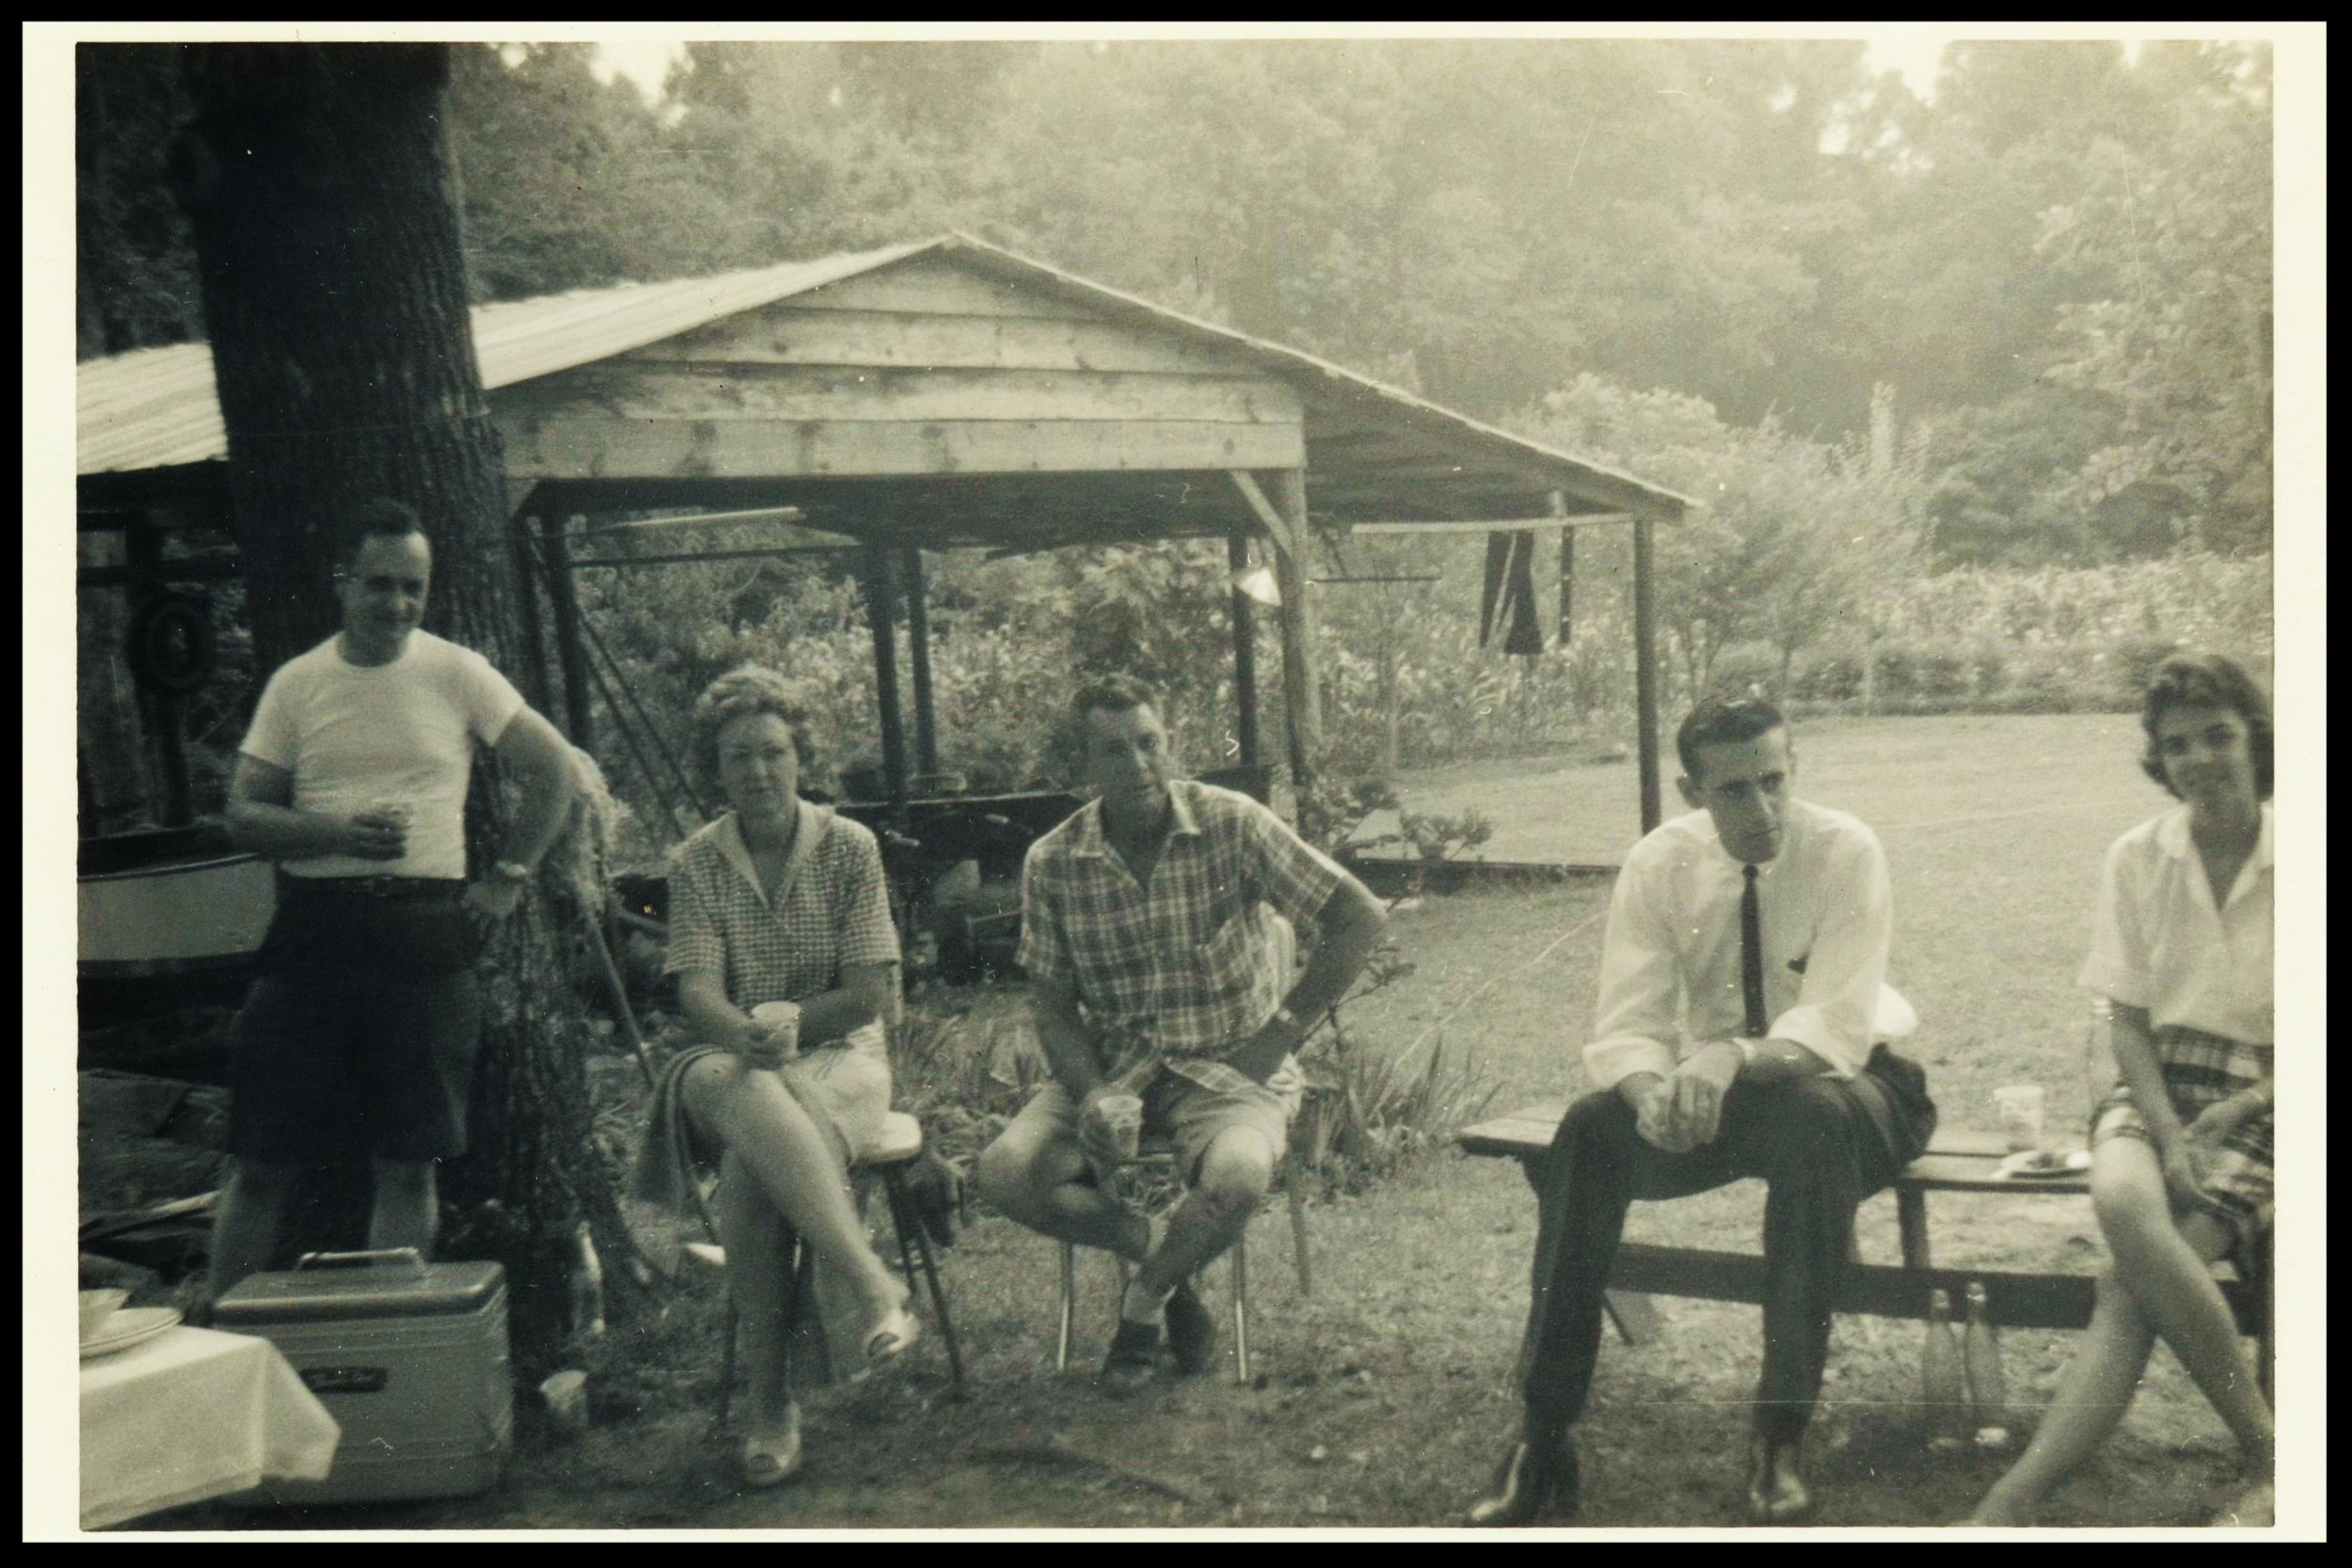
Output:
top-left (352, 800), bottom-right (412, 860)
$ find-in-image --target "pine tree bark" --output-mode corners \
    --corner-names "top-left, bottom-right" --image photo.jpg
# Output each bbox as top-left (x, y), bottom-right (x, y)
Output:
top-left (177, 42), bottom-right (640, 1375)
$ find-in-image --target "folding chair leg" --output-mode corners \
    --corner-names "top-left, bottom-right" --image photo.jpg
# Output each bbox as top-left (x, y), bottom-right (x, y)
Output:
top-left (1231, 1227), bottom-right (1251, 1385)
top-left (713, 1300), bottom-right (737, 1439)
top-left (1284, 1148), bottom-right (1312, 1296)
top-left (1057, 1242), bottom-right (1076, 1374)
top-left (881, 1166), bottom-right (966, 1395)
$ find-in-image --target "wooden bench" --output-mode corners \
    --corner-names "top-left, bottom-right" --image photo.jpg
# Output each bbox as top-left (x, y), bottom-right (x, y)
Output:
top-left (1460, 1101), bottom-right (2270, 1386)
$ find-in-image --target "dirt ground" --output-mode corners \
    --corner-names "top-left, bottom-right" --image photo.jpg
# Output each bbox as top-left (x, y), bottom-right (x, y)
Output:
top-left (125, 1153), bottom-right (2259, 1535)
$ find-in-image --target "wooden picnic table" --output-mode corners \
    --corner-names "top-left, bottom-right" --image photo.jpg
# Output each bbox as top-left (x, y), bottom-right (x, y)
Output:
top-left (1460, 1102), bottom-right (2269, 1354)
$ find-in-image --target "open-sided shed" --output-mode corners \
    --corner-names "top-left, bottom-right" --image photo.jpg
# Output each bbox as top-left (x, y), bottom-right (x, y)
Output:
top-left (78, 232), bottom-right (1692, 835)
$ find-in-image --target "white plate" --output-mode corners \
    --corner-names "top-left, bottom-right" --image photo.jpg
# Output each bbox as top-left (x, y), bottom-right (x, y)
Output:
top-left (80, 1306), bottom-right (183, 1359)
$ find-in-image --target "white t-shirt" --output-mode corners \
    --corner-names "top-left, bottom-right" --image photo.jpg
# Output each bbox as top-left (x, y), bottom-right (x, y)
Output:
top-left (239, 629), bottom-right (526, 880)
top-left (2079, 802), bottom-right (2274, 1044)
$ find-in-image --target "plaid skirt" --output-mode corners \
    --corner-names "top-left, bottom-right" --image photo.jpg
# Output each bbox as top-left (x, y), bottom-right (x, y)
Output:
top-left (2091, 1025), bottom-right (2274, 1250)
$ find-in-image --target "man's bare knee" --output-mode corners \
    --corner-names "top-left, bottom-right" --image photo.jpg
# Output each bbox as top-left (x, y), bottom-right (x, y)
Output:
top-left (1194, 1130), bottom-right (1276, 1212)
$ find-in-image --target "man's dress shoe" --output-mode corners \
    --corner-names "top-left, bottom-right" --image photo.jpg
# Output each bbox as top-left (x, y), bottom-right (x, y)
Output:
top-left (1745, 1433), bottom-right (1815, 1525)
top-left (1465, 1439), bottom-right (1580, 1526)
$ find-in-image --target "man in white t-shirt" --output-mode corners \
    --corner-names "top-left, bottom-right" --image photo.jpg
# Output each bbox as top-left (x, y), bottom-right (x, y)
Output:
top-left (205, 499), bottom-right (578, 1302)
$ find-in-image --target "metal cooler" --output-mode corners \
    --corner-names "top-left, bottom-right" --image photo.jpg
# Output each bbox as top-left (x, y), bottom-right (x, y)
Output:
top-left (213, 1249), bottom-right (513, 1505)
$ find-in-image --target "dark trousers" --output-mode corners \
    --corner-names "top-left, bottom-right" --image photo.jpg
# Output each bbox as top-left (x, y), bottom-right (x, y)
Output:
top-left (1520, 1063), bottom-right (1929, 1446)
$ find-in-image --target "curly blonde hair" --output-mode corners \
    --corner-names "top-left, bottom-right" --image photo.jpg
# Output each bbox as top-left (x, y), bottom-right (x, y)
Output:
top-left (690, 665), bottom-right (822, 786)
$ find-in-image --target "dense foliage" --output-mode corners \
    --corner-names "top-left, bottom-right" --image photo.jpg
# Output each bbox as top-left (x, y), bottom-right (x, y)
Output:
top-left (75, 39), bottom-right (2276, 833)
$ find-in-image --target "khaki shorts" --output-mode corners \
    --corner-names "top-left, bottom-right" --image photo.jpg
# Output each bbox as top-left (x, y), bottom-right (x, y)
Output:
top-left (1009, 1064), bottom-right (1300, 1184)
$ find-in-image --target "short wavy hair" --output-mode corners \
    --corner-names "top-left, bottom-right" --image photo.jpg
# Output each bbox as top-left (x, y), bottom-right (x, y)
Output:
top-left (690, 665), bottom-right (821, 785)
top-left (1069, 672), bottom-right (1163, 732)
top-left (2138, 653), bottom-right (2273, 800)
top-left (332, 497), bottom-right (426, 570)
top-left (1676, 693), bottom-right (1788, 782)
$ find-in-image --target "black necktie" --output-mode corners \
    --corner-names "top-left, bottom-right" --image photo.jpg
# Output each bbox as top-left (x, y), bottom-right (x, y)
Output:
top-left (1740, 864), bottom-right (1768, 1038)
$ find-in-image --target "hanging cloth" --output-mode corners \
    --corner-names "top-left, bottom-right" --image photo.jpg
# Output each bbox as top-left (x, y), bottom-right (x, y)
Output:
top-left (1479, 530), bottom-right (1545, 656)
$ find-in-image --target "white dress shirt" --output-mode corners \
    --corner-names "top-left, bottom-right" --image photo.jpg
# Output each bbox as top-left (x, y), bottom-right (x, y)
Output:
top-left (1584, 798), bottom-right (1916, 1090)
top-left (2078, 802), bottom-right (2273, 1044)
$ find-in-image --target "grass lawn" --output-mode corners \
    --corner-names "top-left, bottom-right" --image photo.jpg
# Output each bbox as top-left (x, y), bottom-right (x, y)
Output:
top-left (148, 713), bottom-right (2264, 1532)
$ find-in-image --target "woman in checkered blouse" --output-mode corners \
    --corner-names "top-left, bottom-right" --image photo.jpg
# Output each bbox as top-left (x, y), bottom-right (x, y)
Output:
top-left (1975, 655), bottom-right (2275, 1527)
top-left (660, 666), bottom-right (920, 1487)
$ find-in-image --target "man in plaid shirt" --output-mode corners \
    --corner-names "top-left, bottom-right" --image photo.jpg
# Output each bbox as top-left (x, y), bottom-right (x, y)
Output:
top-left (977, 674), bottom-right (1387, 1393)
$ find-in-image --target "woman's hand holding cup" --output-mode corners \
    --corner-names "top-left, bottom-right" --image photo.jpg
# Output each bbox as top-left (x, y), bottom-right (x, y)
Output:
top-left (743, 1002), bottom-right (802, 1071)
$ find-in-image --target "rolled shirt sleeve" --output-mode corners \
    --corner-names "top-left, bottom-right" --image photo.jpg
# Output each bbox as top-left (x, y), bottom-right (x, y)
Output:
top-left (1242, 797), bottom-right (1347, 929)
top-left (2075, 834), bottom-right (2155, 1009)
top-left (660, 854), bottom-right (725, 984)
top-left (1764, 823), bottom-right (1894, 1080)
top-left (834, 828), bottom-right (902, 970)
top-left (1583, 854), bottom-right (1686, 1091)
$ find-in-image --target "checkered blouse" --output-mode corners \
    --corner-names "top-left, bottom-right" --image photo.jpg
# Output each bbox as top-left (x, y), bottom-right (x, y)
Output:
top-left (663, 802), bottom-right (900, 1034)
top-left (1018, 779), bottom-right (1344, 1085)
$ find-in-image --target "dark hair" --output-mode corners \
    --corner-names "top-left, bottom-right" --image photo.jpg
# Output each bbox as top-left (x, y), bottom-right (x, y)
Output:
top-left (1069, 673), bottom-right (1162, 733)
top-left (1676, 694), bottom-right (1788, 782)
top-left (691, 665), bottom-right (821, 784)
top-left (2138, 653), bottom-right (2273, 800)
top-left (333, 497), bottom-right (426, 569)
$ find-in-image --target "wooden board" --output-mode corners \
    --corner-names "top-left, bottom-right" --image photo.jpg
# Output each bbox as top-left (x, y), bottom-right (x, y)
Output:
top-left (790, 256), bottom-right (1104, 321)
top-left (629, 305), bottom-right (1264, 378)
top-left (1459, 1104), bottom-right (2059, 1194)
top-left (499, 413), bottom-right (1307, 481)
top-left (503, 362), bottom-right (1303, 428)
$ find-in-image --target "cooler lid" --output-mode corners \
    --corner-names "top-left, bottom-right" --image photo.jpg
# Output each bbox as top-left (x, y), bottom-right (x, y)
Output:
top-left (214, 1250), bottom-right (505, 1323)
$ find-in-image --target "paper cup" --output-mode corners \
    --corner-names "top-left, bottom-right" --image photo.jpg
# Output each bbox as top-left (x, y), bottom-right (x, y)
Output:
top-left (750, 1001), bottom-right (802, 1055)
top-left (1993, 1085), bottom-right (2047, 1152)
top-left (540, 1369), bottom-right (589, 1435)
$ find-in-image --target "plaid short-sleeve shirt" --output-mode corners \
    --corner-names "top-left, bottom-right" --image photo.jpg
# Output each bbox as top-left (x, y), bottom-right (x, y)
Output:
top-left (1018, 779), bottom-right (1344, 1086)
top-left (663, 802), bottom-right (900, 1037)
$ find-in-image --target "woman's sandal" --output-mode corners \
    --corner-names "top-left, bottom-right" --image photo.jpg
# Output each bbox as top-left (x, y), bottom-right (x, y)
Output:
top-left (739, 1409), bottom-right (803, 1489)
top-left (863, 1299), bottom-right (922, 1365)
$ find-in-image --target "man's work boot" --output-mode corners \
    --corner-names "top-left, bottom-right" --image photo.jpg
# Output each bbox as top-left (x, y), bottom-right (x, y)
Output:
top-left (1099, 1317), bottom-right (1163, 1397)
top-left (1164, 1280), bottom-right (1216, 1378)
top-left (1744, 1431), bottom-right (1815, 1525)
top-left (1465, 1437), bottom-right (1580, 1526)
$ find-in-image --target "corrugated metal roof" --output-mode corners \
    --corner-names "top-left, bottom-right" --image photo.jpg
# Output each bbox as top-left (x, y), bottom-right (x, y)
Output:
top-left (76, 231), bottom-right (1689, 515)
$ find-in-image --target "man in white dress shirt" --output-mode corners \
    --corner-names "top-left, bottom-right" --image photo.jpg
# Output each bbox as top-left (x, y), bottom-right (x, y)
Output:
top-left (1468, 695), bottom-right (1937, 1526)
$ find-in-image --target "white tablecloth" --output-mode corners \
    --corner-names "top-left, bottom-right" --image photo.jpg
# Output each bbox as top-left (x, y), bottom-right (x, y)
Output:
top-left (80, 1324), bottom-right (342, 1529)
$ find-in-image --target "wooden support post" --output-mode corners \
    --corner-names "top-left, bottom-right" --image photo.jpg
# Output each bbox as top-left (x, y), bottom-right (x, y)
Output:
top-left (508, 514), bottom-right (553, 717)
top-left (541, 517), bottom-right (596, 749)
top-left (862, 544), bottom-right (910, 811)
top-left (1226, 531), bottom-right (1262, 770)
top-left (124, 517), bottom-right (194, 827)
top-left (900, 547), bottom-right (939, 778)
top-left (1550, 490), bottom-right (1574, 645)
top-left (1631, 513), bottom-right (1662, 833)
top-left (1271, 470), bottom-right (1321, 796)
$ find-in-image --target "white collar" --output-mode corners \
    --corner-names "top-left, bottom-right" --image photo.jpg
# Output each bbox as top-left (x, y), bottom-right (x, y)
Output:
top-left (712, 799), bottom-right (828, 906)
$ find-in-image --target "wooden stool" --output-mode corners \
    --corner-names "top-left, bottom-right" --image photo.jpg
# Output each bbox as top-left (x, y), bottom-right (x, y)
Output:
top-left (697, 1110), bottom-right (965, 1433)
top-left (1054, 1146), bottom-right (1312, 1385)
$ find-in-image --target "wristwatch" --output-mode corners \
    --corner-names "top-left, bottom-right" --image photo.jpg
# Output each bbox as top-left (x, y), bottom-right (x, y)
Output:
top-left (488, 860), bottom-right (534, 884)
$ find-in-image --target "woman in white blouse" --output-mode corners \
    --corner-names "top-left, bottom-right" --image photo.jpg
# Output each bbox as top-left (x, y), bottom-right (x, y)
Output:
top-left (1975, 654), bottom-right (2274, 1527)
top-left (631, 667), bottom-right (917, 1488)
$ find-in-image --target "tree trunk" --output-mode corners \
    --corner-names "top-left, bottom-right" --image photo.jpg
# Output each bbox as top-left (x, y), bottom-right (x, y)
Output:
top-left (177, 42), bottom-right (638, 1375)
